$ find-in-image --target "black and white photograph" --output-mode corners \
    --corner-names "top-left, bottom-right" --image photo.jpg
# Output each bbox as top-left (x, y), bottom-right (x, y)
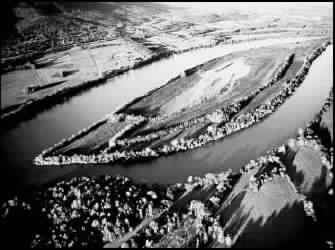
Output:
top-left (0, 1), bottom-right (333, 248)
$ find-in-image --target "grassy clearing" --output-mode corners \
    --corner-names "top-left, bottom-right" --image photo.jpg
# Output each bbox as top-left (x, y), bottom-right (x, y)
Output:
top-left (284, 146), bottom-right (331, 197)
top-left (214, 174), bottom-right (305, 248)
top-left (53, 119), bottom-right (134, 155)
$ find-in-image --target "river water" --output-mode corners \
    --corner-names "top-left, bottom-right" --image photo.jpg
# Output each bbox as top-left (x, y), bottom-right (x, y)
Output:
top-left (0, 38), bottom-right (332, 198)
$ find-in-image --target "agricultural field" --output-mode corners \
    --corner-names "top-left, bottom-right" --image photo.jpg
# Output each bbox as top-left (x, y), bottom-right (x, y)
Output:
top-left (1, 38), bottom-right (153, 119)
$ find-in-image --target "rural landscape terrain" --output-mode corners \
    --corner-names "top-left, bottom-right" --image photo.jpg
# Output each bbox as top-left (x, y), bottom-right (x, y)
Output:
top-left (0, 2), bottom-right (333, 249)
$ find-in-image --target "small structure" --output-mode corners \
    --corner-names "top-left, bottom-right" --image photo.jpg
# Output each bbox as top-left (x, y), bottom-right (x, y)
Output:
top-left (225, 235), bottom-right (233, 247)
top-left (207, 125), bottom-right (216, 134)
top-left (26, 85), bottom-right (37, 94)
top-left (171, 139), bottom-right (179, 147)
top-left (287, 138), bottom-right (296, 150)
top-left (298, 128), bottom-right (304, 137)
top-left (108, 138), bottom-right (116, 148)
top-left (180, 71), bottom-right (186, 78)
top-left (207, 109), bottom-right (228, 123)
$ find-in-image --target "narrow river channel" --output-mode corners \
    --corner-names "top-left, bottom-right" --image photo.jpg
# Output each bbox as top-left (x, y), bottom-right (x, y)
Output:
top-left (0, 38), bottom-right (332, 199)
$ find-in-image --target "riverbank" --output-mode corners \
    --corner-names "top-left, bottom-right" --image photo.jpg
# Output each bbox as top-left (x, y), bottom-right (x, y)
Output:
top-left (1, 38), bottom-right (232, 128)
top-left (34, 40), bottom-right (330, 166)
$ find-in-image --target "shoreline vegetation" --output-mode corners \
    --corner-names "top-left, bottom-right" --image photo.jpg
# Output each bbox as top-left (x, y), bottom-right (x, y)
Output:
top-left (34, 41), bottom-right (331, 167)
top-left (1, 86), bottom-right (332, 248)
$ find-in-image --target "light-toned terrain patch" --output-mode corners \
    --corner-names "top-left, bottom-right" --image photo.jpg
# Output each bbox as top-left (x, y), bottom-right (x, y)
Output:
top-left (162, 58), bottom-right (250, 114)
top-left (284, 145), bottom-right (332, 196)
top-left (214, 175), bottom-right (305, 248)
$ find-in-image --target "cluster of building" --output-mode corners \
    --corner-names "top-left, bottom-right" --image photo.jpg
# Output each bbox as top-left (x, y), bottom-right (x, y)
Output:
top-left (2, 17), bottom-right (109, 64)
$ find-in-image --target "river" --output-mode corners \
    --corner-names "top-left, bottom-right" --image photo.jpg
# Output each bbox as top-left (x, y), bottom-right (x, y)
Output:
top-left (0, 38), bottom-right (332, 199)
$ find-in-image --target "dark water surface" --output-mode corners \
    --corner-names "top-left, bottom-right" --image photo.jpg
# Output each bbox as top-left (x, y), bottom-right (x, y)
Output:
top-left (0, 40), bottom-right (331, 199)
